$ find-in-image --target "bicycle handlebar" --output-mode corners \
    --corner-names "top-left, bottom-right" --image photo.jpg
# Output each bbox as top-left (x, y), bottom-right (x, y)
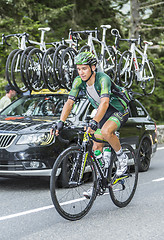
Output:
top-left (118, 35), bottom-right (144, 49)
top-left (1, 32), bottom-right (30, 46)
top-left (69, 28), bottom-right (99, 41)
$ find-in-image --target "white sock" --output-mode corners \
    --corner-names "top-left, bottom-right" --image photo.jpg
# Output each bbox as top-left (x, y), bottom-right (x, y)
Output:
top-left (116, 148), bottom-right (126, 161)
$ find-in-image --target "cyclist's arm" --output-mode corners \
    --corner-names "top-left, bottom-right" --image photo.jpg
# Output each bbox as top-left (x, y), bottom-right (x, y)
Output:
top-left (60, 98), bottom-right (75, 122)
top-left (93, 74), bottom-right (111, 123)
top-left (93, 97), bottom-right (109, 123)
top-left (54, 98), bottom-right (74, 136)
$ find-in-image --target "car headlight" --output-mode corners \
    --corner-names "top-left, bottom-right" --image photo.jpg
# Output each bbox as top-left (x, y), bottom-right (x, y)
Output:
top-left (16, 132), bottom-right (54, 146)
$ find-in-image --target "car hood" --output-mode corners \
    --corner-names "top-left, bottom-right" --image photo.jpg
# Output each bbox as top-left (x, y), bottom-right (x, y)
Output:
top-left (0, 115), bottom-right (60, 134)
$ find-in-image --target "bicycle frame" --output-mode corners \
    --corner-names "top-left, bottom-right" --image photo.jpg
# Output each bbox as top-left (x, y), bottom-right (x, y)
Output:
top-left (28, 27), bottom-right (50, 51)
top-left (129, 41), bottom-right (154, 82)
top-left (69, 132), bottom-right (109, 187)
top-left (87, 25), bottom-right (115, 72)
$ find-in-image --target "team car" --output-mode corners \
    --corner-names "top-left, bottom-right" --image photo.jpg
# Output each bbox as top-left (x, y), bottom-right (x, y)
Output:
top-left (0, 89), bottom-right (157, 178)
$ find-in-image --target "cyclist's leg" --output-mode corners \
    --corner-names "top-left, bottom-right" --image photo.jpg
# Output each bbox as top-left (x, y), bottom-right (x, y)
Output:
top-left (101, 108), bottom-right (129, 176)
top-left (92, 128), bottom-right (104, 152)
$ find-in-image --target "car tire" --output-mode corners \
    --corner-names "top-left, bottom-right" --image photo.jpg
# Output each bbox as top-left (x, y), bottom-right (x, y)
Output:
top-left (137, 138), bottom-right (152, 172)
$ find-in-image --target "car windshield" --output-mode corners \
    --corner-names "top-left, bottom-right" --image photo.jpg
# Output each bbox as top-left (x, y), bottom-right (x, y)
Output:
top-left (0, 94), bottom-right (85, 117)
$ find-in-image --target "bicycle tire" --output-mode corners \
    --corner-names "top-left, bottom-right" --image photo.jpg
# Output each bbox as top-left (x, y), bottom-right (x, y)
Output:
top-left (5, 49), bottom-right (19, 87)
top-left (108, 143), bottom-right (138, 208)
top-left (142, 59), bottom-right (156, 95)
top-left (25, 48), bottom-right (44, 92)
top-left (52, 44), bottom-right (67, 88)
top-left (118, 51), bottom-right (134, 88)
top-left (50, 145), bottom-right (97, 221)
top-left (42, 47), bottom-right (60, 92)
top-left (11, 49), bottom-right (28, 93)
top-left (79, 45), bottom-right (90, 53)
top-left (59, 47), bottom-right (78, 90)
top-left (20, 46), bottom-right (34, 90)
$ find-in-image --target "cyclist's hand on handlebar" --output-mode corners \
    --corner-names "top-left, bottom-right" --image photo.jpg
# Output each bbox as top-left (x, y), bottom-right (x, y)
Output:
top-left (87, 120), bottom-right (98, 134)
top-left (87, 126), bottom-right (95, 135)
top-left (50, 121), bottom-right (64, 136)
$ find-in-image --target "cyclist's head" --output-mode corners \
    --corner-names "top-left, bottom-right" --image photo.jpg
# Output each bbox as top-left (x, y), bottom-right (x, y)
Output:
top-left (74, 52), bottom-right (97, 66)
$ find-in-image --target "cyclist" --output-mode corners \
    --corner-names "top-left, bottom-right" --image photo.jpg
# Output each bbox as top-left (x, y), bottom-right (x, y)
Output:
top-left (51, 51), bottom-right (129, 198)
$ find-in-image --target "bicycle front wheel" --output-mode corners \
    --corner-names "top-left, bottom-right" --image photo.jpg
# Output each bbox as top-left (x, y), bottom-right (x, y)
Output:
top-left (103, 46), bottom-right (116, 81)
top-left (50, 145), bottom-right (97, 221)
top-left (118, 51), bottom-right (134, 88)
top-left (142, 60), bottom-right (156, 95)
top-left (109, 143), bottom-right (138, 208)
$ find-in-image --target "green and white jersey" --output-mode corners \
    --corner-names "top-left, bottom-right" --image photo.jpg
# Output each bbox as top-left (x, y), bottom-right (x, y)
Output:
top-left (68, 72), bottom-right (128, 113)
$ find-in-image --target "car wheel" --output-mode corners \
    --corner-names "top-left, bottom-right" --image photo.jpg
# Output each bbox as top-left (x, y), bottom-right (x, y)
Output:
top-left (138, 138), bottom-right (152, 172)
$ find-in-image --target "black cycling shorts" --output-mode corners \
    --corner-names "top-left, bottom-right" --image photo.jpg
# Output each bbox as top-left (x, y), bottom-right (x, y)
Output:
top-left (95, 105), bottom-right (129, 134)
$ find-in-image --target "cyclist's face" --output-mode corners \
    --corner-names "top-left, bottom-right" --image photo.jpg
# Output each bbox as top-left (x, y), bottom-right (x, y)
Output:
top-left (77, 65), bottom-right (94, 81)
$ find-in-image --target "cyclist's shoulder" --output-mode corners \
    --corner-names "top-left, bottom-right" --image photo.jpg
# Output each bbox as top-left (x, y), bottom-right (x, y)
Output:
top-left (96, 72), bottom-right (111, 82)
top-left (72, 76), bottom-right (83, 88)
top-left (95, 72), bottom-right (112, 89)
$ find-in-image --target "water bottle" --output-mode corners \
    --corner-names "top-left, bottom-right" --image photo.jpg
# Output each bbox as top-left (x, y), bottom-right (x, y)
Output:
top-left (103, 147), bottom-right (111, 168)
top-left (94, 150), bottom-right (104, 167)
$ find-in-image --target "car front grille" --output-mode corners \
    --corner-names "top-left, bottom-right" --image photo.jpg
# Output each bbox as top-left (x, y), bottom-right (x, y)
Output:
top-left (0, 161), bottom-right (24, 171)
top-left (0, 133), bottom-right (17, 148)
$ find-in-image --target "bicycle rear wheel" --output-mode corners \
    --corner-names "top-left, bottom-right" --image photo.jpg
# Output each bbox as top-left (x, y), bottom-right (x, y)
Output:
top-left (42, 47), bottom-right (60, 91)
top-left (20, 46), bottom-right (34, 90)
top-left (50, 145), bottom-right (97, 221)
top-left (25, 48), bottom-right (44, 91)
top-left (109, 143), bottom-right (138, 208)
top-left (52, 44), bottom-right (67, 88)
top-left (59, 47), bottom-right (78, 90)
top-left (11, 49), bottom-right (28, 93)
top-left (5, 49), bottom-right (19, 87)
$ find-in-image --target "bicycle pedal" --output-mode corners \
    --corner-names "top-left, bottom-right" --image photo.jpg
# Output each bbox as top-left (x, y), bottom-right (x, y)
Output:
top-left (111, 174), bottom-right (129, 185)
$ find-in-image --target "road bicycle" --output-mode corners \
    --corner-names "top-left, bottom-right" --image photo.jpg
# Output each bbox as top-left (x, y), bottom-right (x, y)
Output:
top-left (50, 130), bottom-right (138, 221)
top-left (58, 25), bottom-right (115, 90)
top-left (78, 25), bottom-right (115, 75)
top-left (118, 36), bottom-right (156, 95)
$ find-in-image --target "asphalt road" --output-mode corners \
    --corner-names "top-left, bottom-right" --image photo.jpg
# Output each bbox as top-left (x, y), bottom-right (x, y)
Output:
top-left (0, 145), bottom-right (164, 240)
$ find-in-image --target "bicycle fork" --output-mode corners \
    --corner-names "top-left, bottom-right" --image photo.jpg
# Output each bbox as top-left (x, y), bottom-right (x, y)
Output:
top-left (68, 151), bottom-right (89, 187)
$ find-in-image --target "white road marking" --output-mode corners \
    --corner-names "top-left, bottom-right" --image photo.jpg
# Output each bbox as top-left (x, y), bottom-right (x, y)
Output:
top-left (157, 146), bottom-right (164, 150)
top-left (0, 205), bottom-right (54, 221)
top-left (0, 174), bottom-right (164, 222)
top-left (152, 177), bottom-right (164, 182)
